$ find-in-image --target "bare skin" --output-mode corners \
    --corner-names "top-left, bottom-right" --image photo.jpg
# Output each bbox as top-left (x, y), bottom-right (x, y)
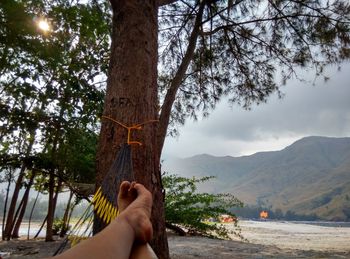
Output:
top-left (118, 181), bottom-right (157, 259)
top-left (53, 181), bottom-right (156, 259)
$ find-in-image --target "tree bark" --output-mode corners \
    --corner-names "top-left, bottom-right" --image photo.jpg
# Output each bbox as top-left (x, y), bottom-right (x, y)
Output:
top-left (45, 178), bottom-right (62, 241)
top-left (12, 172), bottom-right (36, 238)
top-left (2, 169), bottom-right (13, 240)
top-left (34, 215), bottom-right (47, 239)
top-left (37, 182), bottom-right (61, 240)
top-left (60, 190), bottom-right (74, 237)
top-left (45, 172), bottom-right (56, 241)
top-left (3, 169), bottom-right (26, 240)
top-left (66, 201), bottom-right (76, 231)
top-left (3, 132), bottom-right (35, 240)
top-left (96, 0), bottom-right (168, 258)
top-left (27, 189), bottom-right (40, 240)
top-left (44, 101), bottom-right (64, 241)
top-left (3, 170), bottom-right (27, 240)
top-left (165, 222), bottom-right (186, 236)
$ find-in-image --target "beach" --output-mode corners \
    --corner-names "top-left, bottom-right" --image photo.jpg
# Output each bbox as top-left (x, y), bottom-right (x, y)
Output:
top-left (1, 220), bottom-right (349, 258)
top-left (235, 220), bottom-right (350, 251)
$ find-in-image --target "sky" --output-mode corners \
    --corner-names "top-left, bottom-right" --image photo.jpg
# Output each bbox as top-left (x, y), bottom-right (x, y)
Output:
top-left (162, 62), bottom-right (350, 159)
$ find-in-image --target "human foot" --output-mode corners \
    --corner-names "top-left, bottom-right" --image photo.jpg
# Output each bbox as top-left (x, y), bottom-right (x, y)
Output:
top-left (117, 181), bottom-right (153, 243)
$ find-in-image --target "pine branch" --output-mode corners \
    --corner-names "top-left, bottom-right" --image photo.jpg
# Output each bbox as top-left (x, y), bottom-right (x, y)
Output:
top-left (200, 13), bottom-right (336, 36)
top-left (157, 1), bottom-right (206, 156)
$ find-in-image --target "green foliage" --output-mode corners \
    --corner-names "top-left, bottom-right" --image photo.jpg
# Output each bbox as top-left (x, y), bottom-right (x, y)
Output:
top-left (52, 217), bottom-right (70, 235)
top-left (0, 0), bottom-right (109, 195)
top-left (56, 127), bottom-right (98, 184)
top-left (343, 206), bottom-right (350, 220)
top-left (158, 1), bottom-right (350, 135)
top-left (163, 173), bottom-right (243, 239)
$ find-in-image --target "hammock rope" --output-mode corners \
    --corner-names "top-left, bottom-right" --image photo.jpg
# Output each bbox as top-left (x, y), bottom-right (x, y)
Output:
top-left (53, 117), bottom-right (158, 255)
top-left (102, 115), bottom-right (158, 146)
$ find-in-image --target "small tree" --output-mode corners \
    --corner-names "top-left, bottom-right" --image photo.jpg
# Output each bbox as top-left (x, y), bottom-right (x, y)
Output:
top-left (163, 173), bottom-right (243, 239)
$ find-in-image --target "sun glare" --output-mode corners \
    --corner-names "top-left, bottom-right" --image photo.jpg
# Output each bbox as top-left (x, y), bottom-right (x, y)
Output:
top-left (38, 19), bottom-right (50, 32)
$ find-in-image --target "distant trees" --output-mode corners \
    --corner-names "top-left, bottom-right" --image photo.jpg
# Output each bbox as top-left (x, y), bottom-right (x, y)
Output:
top-left (230, 205), bottom-right (319, 221)
top-left (342, 206), bottom-right (350, 220)
top-left (0, 194), bottom-right (89, 222)
top-left (0, 0), bottom-right (108, 240)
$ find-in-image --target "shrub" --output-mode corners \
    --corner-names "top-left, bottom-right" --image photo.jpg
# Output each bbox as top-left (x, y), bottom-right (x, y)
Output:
top-left (53, 218), bottom-right (70, 236)
top-left (163, 173), bottom-right (243, 239)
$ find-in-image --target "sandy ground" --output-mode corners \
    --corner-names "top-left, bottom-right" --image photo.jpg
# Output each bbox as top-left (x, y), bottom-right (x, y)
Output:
top-left (235, 220), bottom-right (350, 252)
top-left (0, 220), bottom-right (349, 258)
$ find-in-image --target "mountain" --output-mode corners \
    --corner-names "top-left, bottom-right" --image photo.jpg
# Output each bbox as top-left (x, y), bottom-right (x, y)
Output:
top-left (163, 136), bottom-right (350, 221)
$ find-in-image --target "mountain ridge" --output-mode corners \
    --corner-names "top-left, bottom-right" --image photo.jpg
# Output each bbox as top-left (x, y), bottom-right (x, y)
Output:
top-left (163, 136), bottom-right (350, 220)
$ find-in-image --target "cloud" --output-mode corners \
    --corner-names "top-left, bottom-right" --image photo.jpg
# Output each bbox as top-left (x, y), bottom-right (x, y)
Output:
top-left (162, 63), bottom-right (350, 158)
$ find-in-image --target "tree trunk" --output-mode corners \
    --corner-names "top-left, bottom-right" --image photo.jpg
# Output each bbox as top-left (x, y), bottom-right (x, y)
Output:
top-left (27, 189), bottom-right (40, 240)
top-left (10, 195), bottom-right (25, 237)
top-left (3, 166), bottom-right (27, 240)
top-left (66, 199), bottom-right (78, 232)
top-left (45, 178), bottom-right (62, 241)
top-left (96, 0), bottom-right (168, 258)
top-left (3, 132), bottom-right (35, 240)
top-left (12, 172), bottom-right (36, 238)
top-left (59, 190), bottom-right (73, 237)
top-left (165, 222), bottom-right (186, 236)
top-left (34, 215), bottom-right (47, 239)
top-left (38, 182), bottom-right (61, 240)
top-left (2, 169), bottom-right (13, 240)
top-left (45, 172), bottom-right (56, 241)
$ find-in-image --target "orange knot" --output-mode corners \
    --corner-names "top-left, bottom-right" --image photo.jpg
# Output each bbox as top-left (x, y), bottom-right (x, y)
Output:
top-left (102, 115), bottom-right (158, 146)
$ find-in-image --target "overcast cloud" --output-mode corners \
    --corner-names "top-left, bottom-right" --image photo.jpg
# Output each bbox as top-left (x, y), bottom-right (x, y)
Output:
top-left (162, 63), bottom-right (350, 159)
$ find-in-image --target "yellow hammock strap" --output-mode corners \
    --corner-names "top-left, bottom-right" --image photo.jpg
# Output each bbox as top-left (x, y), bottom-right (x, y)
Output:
top-left (92, 186), bottom-right (120, 225)
top-left (102, 115), bottom-right (159, 146)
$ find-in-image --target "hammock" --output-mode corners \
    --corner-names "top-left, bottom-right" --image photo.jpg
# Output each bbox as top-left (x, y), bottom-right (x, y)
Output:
top-left (69, 182), bottom-right (94, 198)
top-left (53, 143), bottom-right (134, 255)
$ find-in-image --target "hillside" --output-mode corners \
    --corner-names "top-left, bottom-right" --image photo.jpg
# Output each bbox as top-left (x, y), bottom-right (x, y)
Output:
top-left (163, 136), bottom-right (350, 221)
